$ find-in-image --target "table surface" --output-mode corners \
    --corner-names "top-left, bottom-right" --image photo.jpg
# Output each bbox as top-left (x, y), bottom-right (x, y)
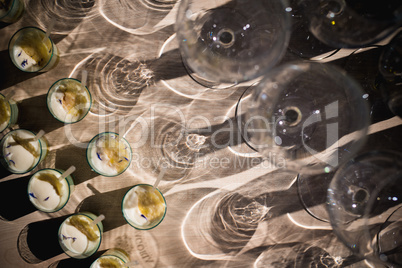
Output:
top-left (1, 1), bottom-right (402, 267)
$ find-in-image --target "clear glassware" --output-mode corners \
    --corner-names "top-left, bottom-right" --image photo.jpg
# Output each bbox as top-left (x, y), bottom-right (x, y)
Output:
top-left (8, 26), bottom-right (60, 72)
top-left (175, 0), bottom-right (291, 86)
top-left (86, 132), bottom-right (132, 177)
top-left (0, 92), bottom-right (18, 133)
top-left (238, 62), bottom-right (370, 174)
top-left (0, 0), bottom-right (24, 23)
top-left (122, 184), bottom-right (167, 230)
top-left (58, 212), bottom-right (103, 259)
top-left (0, 129), bottom-right (48, 174)
top-left (47, 78), bottom-right (92, 124)
top-left (377, 31), bottom-right (402, 118)
top-left (90, 248), bottom-right (131, 268)
top-left (298, 0), bottom-right (402, 48)
top-left (327, 150), bottom-right (402, 267)
top-left (27, 168), bottom-right (75, 213)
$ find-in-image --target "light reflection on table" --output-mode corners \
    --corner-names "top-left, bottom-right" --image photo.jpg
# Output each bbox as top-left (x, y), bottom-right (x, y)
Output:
top-left (0, 1), bottom-right (402, 267)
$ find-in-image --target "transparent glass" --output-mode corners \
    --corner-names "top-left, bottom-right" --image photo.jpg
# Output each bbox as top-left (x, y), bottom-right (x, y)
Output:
top-left (0, 93), bottom-right (18, 133)
top-left (47, 78), bottom-right (92, 124)
top-left (27, 168), bottom-right (75, 213)
top-left (238, 62), bottom-right (370, 174)
top-left (86, 132), bottom-right (132, 177)
top-left (0, 0), bottom-right (24, 23)
top-left (298, 0), bottom-right (402, 48)
top-left (327, 151), bottom-right (402, 267)
top-left (0, 129), bottom-right (48, 174)
top-left (90, 248), bottom-right (131, 268)
top-left (8, 27), bottom-right (60, 72)
top-left (58, 212), bottom-right (103, 259)
top-left (377, 31), bottom-right (402, 118)
top-left (122, 184), bottom-right (167, 230)
top-left (175, 0), bottom-right (291, 85)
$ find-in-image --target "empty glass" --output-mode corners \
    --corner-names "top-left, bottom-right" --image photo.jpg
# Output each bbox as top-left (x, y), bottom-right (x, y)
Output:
top-left (298, 0), bottom-right (402, 48)
top-left (327, 150), bottom-right (402, 267)
top-left (175, 0), bottom-right (291, 86)
top-left (238, 62), bottom-right (370, 174)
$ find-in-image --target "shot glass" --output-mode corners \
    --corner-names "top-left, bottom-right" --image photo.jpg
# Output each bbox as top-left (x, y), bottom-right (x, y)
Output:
top-left (122, 184), bottom-right (167, 230)
top-left (0, 0), bottom-right (24, 23)
top-left (8, 26), bottom-right (59, 72)
top-left (90, 248), bottom-right (131, 268)
top-left (47, 78), bottom-right (92, 124)
top-left (58, 212), bottom-right (103, 259)
top-left (86, 132), bottom-right (132, 177)
top-left (0, 92), bottom-right (18, 133)
top-left (0, 129), bottom-right (48, 174)
top-left (28, 168), bottom-right (75, 213)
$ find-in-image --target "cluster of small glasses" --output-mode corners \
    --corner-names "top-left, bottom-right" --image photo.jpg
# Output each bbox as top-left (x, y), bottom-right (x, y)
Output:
top-left (1, 10), bottom-right (166, 264)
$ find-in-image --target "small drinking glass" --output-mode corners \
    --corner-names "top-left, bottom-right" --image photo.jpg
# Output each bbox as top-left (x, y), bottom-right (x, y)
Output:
top-left (86, 132), bottom-right (132, 177)
top-left (327, 151), bottom-right (402, 267)
top-left (0, 0), bottom-right (24, 23)
top-left (8, 26), bottom-right (60, 72)
top-left (0, 129), bottom-right (48, 174)
top-left (27, 168), bottom-right (74, 213)
top-left (58, 212), bottom-right (103, 259)
top-left (47, 78), bottom-right (92, 124)
top-left (90, 248), bottom-right (131, 268)
top-left (0, 92), bottom-right (18, 133)
top-left (122, 184), bottom-right (167, 230)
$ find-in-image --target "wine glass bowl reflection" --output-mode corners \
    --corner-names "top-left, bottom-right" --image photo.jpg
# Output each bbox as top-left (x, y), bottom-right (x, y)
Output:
top-left (327, 151), bottom-right (402, 267)
top-left (298, 0), bottom-right (402, 48)
top-left (175, 0), bottom-right (291, 85)
top-left (241, 62), bottom-right (370, 174)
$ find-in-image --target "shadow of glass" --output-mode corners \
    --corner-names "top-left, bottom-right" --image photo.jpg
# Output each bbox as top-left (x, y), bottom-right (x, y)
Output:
top-left (17, 94), bottom-right (66, 134)
top-left (54, 144), bottom-right (98, 185)
top-left (0, 164), bottom-right (12, 179)
top-left (48, 250), bottom-right (106, 268)
top-left (0, 49), bottom-right (41, 90)
top-left (75, 185), bottom-right (131, 232)
top-left (17, 215), bottom-right (68, 264)
top-left (0, 175), bottom-right (36, 221)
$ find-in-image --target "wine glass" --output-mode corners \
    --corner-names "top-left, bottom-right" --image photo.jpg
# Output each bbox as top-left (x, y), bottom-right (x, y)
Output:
top-left (377, 31), bottom-right (402, 118)
top-left (175, 0), bottom-right (291, 87)
top-left (298, 0), bottom-right (402, 48)
top-left (238, 62), bottom-right (370, 175)
top-left (327, 150), bottom-right (402, 267)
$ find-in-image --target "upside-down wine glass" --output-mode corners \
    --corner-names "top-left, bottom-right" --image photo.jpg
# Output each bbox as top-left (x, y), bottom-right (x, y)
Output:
top-left (175, 0), bottom-right (291, 88)
top-left (327, 150), bottom-right (402, 267)
top-left (237, 61), bottom-right (370, 175)
top-left (297, 0), bottom-right (402, 48)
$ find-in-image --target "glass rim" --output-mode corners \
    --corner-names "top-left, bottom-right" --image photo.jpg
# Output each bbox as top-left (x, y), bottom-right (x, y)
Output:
top-left (121, 183), bottom-right (167, 230)
top-left (46, 77), bottom-right (92, 124)
top-left (8, 26), bottom-right (56, 73)
top-left (86, 132), bottom-right (133, 177)
top-left (27, 168), bottom-right (73, 213)
top-left (91, 254), bottom-right (128, 267)
top-left (0, 128), bottom-right (44, 174)
top-left (58, 212), bottom-right (103, 259)
top-left (0, 93), bottom-right (12, 132)
top-left (0, 0), bottom-right (18, 19)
